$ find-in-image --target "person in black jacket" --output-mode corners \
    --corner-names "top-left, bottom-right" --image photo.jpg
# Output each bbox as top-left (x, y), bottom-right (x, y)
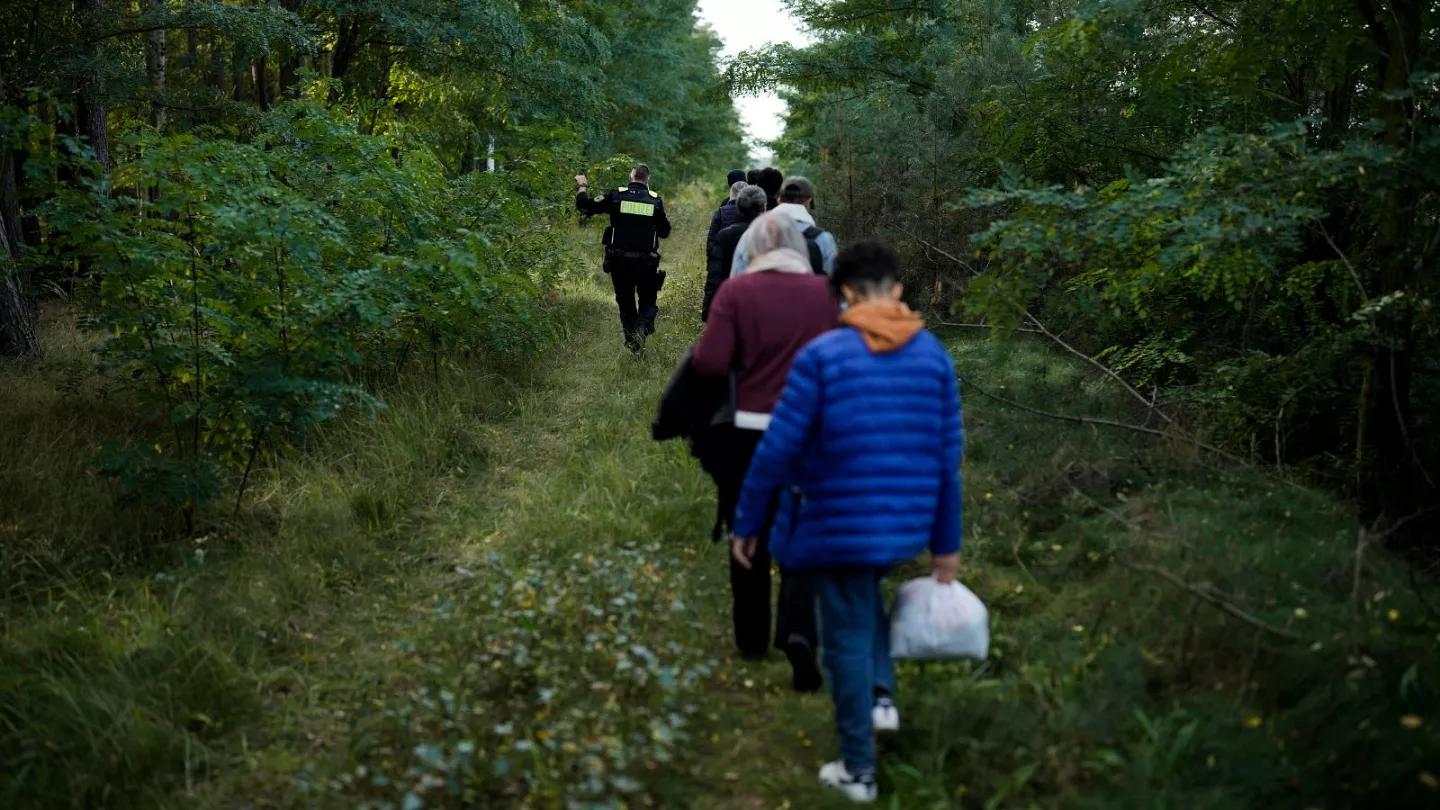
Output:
top-left (575, 164), bottom-right (673, 352)
top-left (722, 169), bottom-right (746, 201)
top-left (706, 179), bottom-right (748, 250)
top-left (702, 185), bottom-right (766, 321)
top-left (757, 166), bottom-right (784, 210)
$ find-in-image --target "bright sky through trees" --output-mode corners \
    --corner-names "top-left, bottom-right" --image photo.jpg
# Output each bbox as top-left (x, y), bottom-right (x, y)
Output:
top-left (695, 0), bottom-right (809, 156)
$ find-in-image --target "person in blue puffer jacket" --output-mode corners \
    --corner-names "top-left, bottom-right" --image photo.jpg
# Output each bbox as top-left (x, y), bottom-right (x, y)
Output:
top-left (731, 239), bottom-right (964, 804)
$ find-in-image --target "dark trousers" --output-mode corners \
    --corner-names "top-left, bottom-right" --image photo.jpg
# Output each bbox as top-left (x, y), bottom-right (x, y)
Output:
top-left (605, 252), bottom-right (660, 336)
top-left (708, 426), bottom-right (817, 657)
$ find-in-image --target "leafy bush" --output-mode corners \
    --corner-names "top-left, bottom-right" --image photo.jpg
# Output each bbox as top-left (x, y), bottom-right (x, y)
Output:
top-left (47, 98), bottom-right (571, 527)
top-left (962, 126), bottom-right (1404, 468)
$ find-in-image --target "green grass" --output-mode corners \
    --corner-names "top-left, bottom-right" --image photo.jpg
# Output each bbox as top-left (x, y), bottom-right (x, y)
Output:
top-left (3, 189), bottom-right (1439, 808)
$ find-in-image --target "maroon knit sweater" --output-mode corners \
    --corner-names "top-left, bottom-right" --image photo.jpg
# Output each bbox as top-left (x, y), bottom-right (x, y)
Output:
top-left (691, 270), bottom-right (840, 415)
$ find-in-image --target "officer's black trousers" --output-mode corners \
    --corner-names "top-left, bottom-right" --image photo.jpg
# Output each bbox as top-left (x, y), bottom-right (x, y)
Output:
top-left (709, 425), bottom-right (818, 659)
top-left (605, 253), bottom-right (660, 337)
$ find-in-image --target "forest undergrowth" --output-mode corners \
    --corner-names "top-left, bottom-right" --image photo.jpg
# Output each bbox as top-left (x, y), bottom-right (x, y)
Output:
top-left (2, 192), bottom-right (1438, 809)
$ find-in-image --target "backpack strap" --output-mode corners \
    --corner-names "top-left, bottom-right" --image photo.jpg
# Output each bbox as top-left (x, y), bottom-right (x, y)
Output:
top-left (801, 225), bottom-right (826, 275)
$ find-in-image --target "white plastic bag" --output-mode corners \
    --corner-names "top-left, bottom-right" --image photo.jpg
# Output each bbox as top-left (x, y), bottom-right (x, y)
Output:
top-left (889, 576), bottom-right (989, 660)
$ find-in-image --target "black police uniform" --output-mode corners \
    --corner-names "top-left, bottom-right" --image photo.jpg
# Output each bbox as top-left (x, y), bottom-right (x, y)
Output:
top-left (576, 181), bottom-right (672, 344)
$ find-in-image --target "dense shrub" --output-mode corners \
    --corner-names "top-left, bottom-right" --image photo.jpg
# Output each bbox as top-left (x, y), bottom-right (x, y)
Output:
top-left (47, 98), bottom-right (571, 524)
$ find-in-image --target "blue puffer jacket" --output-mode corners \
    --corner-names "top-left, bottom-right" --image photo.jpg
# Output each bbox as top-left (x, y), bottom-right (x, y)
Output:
top-left (733, 325), bottom-right (964, 569)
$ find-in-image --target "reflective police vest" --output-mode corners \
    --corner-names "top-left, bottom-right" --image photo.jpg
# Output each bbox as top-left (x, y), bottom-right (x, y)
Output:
top-left (605, 184), bottom-right (664, 252)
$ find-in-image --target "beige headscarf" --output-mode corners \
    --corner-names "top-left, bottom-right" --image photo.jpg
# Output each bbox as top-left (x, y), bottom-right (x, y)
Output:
top-left (734, 210), bottom-right (813, 276)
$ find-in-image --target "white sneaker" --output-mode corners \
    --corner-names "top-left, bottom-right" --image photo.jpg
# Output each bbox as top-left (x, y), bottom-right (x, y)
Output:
top-left (872, 697), bottom-right (899, 733)
top-left (818, 760), bottom-right (878, 803)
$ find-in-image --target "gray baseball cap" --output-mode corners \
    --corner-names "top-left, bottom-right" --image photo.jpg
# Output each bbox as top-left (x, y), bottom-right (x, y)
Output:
top-left (781, 175), bottom-right (816, 199)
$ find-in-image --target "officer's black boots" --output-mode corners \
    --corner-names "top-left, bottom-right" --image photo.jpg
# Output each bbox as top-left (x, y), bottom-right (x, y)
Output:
top-left (617, 300), bottom-right (657, 354)
top-left (618, 311), bottom-right (643, 353)
top-left (640, 309), bottom-right (658, 337)
top-left (624, 326), bottom-right (646, 354)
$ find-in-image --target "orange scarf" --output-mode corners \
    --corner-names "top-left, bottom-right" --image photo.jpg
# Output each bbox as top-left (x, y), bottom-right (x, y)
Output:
top-left (840, 300), bottom-right (925, 353)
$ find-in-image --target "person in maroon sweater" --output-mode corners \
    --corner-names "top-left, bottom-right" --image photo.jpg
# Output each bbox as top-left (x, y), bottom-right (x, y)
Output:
top-left (691, 210), bottom-right (840, 690)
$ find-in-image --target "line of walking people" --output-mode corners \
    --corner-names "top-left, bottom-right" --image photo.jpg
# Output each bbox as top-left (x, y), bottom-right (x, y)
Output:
top-left (656, 168), bottom-right (965, 804)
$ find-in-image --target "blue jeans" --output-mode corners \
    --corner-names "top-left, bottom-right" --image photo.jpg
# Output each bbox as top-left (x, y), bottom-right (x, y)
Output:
top-left (813, 568), bottom-right (895, 776)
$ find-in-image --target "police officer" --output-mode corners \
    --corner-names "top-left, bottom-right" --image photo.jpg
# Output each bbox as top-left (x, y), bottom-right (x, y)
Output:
top-left (575, 164), bottom-right (672, 352)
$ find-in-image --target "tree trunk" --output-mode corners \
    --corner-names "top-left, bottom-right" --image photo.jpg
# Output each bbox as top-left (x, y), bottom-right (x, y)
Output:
top-left (0, 217), bottom-right (41, 359)
top-left (0, 64), bottom-right (22, 247)
top-left (74, 95), bottom-right (109, 171)
top-left (1, 146), bottom-right (22, 256)
top-left (1319, 70), bottom-right (1356, 149)
top-left (74, 0), bottom-right (110, 174)
top-left (252, 57), bottom-right (270, 110)
top-left (460, 136), bottom-right (478, 175)
top-left (277, 0), bottom-right (302, 99)
top-left (0, 59), bottom-right (39, 358)
top-left (1356, 0), bottom-right (1433, 542)
top-left (186, 27), bottom-right (199, 72)
top-left (145, 0), bottom-right (167, 129)
top-left (207, 30), bottom-right (226, 95)
top-left (232, 44), bottom-right (249, 103)
top-left (0, 277), bottom-right (41, 359)
top-left (329, 16), bottom-right (363, 100)
top-left (279, 49), bottom-right (299, 99)
top-left (10, 149), bottom-right (37, 248)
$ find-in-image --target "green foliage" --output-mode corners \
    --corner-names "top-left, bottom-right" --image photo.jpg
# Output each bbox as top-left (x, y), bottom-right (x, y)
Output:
top-left (753, 0), bottom-right (1440, 529)
top-left (46, 97), bottom-right (566, 518)
top-left (965, 125), bottom-right (1383, 320)
top-left (569, 0), bottom-right (748, 177)
top-left (0, 302), bottom-right (569, 807)
top-left (302, 544), bottom-right (715, 808)
top-left (879, 332), bottom-right (1440, 808)
top-left (959, 124), bottom-right (1426, 474)
top-left (0, 0), bottom-right (744, 549)
top-left (0, 585), bottom-right (255, 807)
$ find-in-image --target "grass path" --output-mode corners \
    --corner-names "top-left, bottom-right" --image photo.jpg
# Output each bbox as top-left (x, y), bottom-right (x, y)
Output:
top-left (432, 198), bottom-right (840, 807)
top-left (193, 193), bottom-right (1398, 810)
top-left (193, 193), bottom-right (854, 808)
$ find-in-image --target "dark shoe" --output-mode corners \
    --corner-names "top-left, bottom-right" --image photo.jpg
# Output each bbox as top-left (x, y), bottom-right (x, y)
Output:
top-left (786, 638), bottom-right (823, 693)
top-left (624, 329), bottom-right (645, 353)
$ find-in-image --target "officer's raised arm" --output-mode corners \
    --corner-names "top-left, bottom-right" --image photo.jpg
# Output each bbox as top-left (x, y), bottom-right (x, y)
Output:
top-left (574, 173), bottom-right (611, 215)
